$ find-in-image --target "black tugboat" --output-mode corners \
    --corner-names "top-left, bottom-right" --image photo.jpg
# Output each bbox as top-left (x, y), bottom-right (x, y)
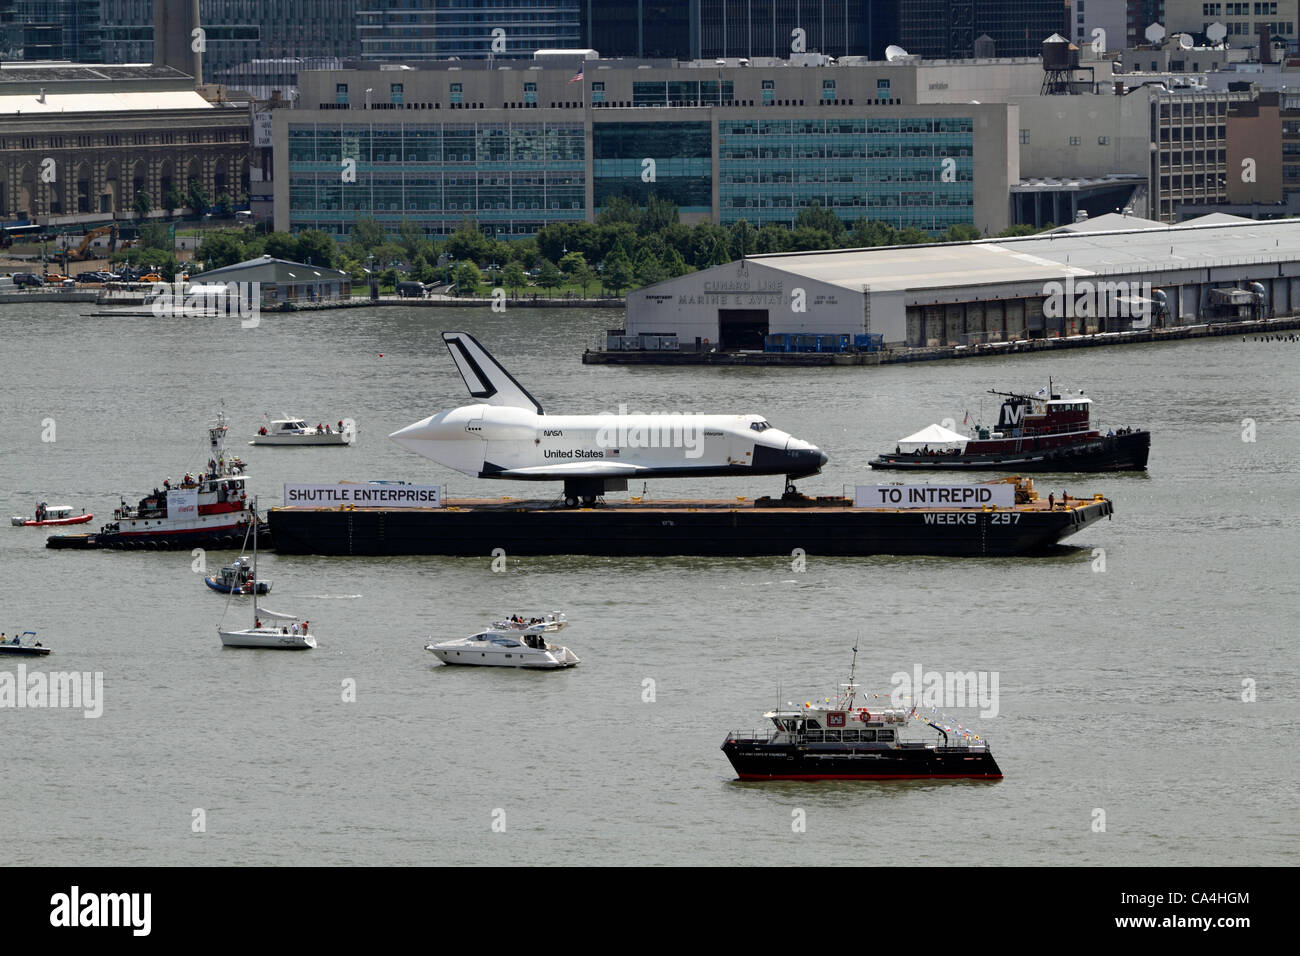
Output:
top-left (722, 651), bottom-right (1002, 781)
top-left (870, 383), bottom-right (1149, 472)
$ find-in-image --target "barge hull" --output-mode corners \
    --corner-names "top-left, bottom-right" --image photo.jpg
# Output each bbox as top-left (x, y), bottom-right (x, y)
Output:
top-left (268, 498), bottom-right (1111, 558)
top-left (722, 743), bottom-right (1003, 780)
top-left (46, 525), bottom-right (271, 551)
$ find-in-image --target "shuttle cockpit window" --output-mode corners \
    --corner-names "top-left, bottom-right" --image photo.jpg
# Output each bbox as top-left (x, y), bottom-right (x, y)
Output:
top-left (750, 420), bottom-right (771, 432)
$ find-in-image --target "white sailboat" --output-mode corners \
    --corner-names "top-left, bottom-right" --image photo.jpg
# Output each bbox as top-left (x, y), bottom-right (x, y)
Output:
top-left (217, 500), bottom-right (315, 650)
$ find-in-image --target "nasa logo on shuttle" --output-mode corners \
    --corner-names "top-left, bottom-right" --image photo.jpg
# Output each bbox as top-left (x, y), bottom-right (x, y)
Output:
top-left (543, 429), bottom-right (563, 437)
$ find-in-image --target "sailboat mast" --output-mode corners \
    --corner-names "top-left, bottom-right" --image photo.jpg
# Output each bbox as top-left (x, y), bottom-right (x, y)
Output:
top-left (250, 496), bottom-right (259, 628)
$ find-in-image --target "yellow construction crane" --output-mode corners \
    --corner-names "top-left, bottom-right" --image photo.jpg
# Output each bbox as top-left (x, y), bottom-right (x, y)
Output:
top-left (70, 223), bottom-right (119, 261)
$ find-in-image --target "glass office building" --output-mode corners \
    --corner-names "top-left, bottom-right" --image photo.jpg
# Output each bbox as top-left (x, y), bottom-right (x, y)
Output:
top-left (593, 122), bottom-right (712, 212)
top-left (718, 117), bottom-right (974, 231)
top-left (286, 121), bottom-right (586, 238)
top-left (358, 0), bottom-right (581, 60)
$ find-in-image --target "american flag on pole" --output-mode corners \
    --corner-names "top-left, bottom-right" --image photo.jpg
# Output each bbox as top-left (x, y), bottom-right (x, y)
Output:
top-left (568, 69), bottom-right (584, 83)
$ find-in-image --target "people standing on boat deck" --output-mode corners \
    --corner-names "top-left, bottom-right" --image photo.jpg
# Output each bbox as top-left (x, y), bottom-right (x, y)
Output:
top-left (1048, 492), bottom-right (1055, 510)
top-left (338, 420), bottom-right (344, 432)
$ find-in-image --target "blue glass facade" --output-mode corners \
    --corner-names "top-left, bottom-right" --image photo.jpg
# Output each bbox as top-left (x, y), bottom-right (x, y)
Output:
top-left (593, 121), bottom-right (712, 212)
top-left (287, 121), bottom-right (586, 238)
top-left (718, 117), bottom-right (974, 231)
top-left (358, 0), bottom-right (581, 60)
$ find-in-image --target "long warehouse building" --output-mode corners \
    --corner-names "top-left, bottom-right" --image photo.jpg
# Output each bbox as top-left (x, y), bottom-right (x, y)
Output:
top-left (624, 214), bottom-right (1300, 349)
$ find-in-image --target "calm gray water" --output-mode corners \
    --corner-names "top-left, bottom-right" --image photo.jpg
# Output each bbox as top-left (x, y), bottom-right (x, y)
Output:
top-left (1, 303), bottom-right (1296, 866)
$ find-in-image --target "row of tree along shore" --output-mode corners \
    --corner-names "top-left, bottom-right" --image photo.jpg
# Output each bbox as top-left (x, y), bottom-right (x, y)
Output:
top-left (177, 196), bottom-right (1034, 298)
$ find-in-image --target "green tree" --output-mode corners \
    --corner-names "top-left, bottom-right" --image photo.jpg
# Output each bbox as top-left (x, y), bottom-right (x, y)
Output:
top-left (454, 260), bottom-right (483, 295)
top-left (795, 203), bottom-right (847, 244)
top-left (559, 250), bottom-right (588, 282)
top-left (263, 231), bottom-right (299, 260)
top-left (351, 216), bottom-right (387, 251)
top-left (137, 222), bottom-right (174, 254)
top-left (502, 261), bottom-right (528, 295)
top-left (163, 186), bottom-right (183, 214)
top-left (896, 227), bottom-right (931, 244)
top-left (641, 194), bottom-right (679, 234)
top-left (196, 231), bottom-right (247, 270)
top-left (755, 224), bottom-right (791, 253)
top-left (603, 246), bottom-right (633, 295)
top-left (997, 224), bottom-right (1038, 238)
top-left (447, 222), bottom-right (490, 264)
top-left (294, 229), bottom-right (337, 267)
top-left (634, 251), bottom-right (666, 287)
top-left (595, 195), bottom-right (642, 228)
top-left (942, 224), bottom-right (982, 242)
top-left (132, 191), bottom-right (153, 220)
top-left (728, 219), bottom-right (756, 259)
top-left (537, 258), bottom-right (562, 295)
top-left (214, 192), bottom-right (233, 217)
top-left (186, 179), bottom-right (210, 214)
top-left (790, 227), bottom-right (833, 251)
top-left (662, 247), bottom-right (689, 278)
top-left (850, 218), bottom-right (896, 247)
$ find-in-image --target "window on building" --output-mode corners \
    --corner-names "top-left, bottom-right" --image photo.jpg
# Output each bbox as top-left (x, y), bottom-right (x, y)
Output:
top-left (390, 83), bottom-right (403, 105)
top-left (336, 83), bottom-right (348, 105)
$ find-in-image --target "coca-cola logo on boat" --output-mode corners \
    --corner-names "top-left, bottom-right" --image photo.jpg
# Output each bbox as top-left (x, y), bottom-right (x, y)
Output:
top-left (167, 490), bottom-right (198, 517)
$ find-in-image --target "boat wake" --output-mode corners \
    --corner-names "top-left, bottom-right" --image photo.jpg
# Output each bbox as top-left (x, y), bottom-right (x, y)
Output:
top-left (300, 593), bottom-right (363, 600)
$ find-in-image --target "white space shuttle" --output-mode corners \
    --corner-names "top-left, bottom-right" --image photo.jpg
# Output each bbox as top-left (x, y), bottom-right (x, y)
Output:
top-left (389, 332), bottom-right (828, 507)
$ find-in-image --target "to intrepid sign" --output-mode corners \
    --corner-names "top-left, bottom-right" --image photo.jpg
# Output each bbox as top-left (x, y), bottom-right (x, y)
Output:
top-left (283, 483), bottom-right (442, 508)
top-left (854, 484), bottom-right (1015, 509)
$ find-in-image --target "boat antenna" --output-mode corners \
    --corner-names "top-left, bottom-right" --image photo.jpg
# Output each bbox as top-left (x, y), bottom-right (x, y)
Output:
top-left (846, 644), bottom-right (859, 708)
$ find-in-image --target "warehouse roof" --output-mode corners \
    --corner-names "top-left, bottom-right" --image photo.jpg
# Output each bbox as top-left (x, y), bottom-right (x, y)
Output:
top-left (199, 256), bottom-right (349, 283)
top-left (0, 89), bottom-right (214, 114)
top-left (744, 218), bottom-right (1300, 293)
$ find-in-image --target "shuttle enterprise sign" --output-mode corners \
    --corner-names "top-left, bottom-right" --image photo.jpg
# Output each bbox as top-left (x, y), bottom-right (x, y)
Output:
top-left (284, 483), bottom-right (442, 508)
top-left (855, 484), bottom-right (1015, 509)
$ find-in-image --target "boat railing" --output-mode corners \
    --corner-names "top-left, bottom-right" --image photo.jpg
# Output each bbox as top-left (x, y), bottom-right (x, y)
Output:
top-left (727, 728), bottom-right (988, 748)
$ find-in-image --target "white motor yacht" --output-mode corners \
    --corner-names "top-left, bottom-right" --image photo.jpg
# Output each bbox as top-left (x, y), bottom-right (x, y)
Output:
top-left (489, 612), bottom-right (567, 633)
top-left (250, 416), bottom-right (355, 446)
top-left (426, 625), bottom-right (578, 669)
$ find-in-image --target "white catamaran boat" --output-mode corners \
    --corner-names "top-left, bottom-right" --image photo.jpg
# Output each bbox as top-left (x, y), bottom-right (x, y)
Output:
top-left (217, 502), bottom-right (315, 650)
top-left (250, 416), bottom-right (356, 446)
top-left (426, 625), bottom-right (579, 669)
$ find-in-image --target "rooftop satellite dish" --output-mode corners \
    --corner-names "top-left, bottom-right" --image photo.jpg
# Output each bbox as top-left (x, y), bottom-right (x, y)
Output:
top-left (885, 44), bottom-right (909, 62)
top-left (1177, 33), bottom-right (1193, 50)
top-left (1206, 22), bottom-right (1227, 44)
top-left (1145, 23), bottom-right (1166, 45)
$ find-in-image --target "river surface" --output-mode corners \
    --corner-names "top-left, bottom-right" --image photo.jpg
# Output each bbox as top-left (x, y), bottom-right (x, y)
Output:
top-left (0, 303), bottom-right (1296, 865)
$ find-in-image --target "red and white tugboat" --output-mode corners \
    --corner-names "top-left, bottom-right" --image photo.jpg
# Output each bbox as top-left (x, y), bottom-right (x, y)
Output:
top-left (870, 383), bottom-right (1149, 472)
top-left (47, 412), bottom-right (267, 550)
top-left (722, 649), bottom-right (1002, 781)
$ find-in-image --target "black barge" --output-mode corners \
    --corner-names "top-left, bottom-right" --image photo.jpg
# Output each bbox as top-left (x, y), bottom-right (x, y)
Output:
top-left (268, 485), bottom-right (1112, 558)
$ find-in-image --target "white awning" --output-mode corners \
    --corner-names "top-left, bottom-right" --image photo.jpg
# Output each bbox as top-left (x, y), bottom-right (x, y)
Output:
top-left (896, 423), bottom-right (969, 452)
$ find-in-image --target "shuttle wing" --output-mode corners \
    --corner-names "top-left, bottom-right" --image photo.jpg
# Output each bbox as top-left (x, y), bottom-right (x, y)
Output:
top-left (497, 462), bottom-right (648, 477)
top-left (443, 331), bottom-right (544, 414)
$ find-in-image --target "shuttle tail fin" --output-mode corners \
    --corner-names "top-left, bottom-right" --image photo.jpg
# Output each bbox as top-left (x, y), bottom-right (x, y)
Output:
top-left (442, 331), bottom-right (543, 414)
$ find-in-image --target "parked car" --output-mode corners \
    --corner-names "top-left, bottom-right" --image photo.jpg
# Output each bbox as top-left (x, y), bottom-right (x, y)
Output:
top-left (60, 278), bottom-right (76, 288)
top-left (11, 272), bottom-right (43, 288)
top-left (138, 272), bottom-right (165, 283)
top-left (44, 273), bottom-right (69, 284)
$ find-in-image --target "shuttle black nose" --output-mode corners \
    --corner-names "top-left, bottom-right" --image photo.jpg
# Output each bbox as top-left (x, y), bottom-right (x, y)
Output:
top-left (818, 451), bottom-right (829, 467)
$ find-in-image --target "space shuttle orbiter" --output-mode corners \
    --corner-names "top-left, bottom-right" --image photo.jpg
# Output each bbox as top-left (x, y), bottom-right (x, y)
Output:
top-left (389, 332), bottom-right (828, 507)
